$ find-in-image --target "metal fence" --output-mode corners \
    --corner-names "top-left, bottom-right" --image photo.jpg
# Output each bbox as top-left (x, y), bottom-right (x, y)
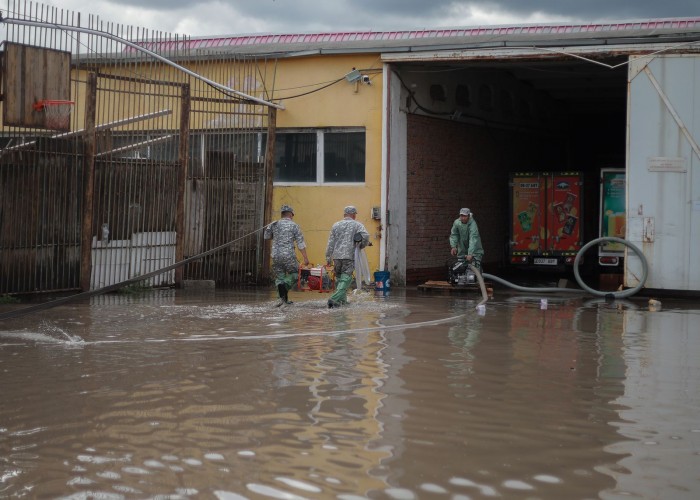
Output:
top-left (0, 0), bottom-right (276, 294)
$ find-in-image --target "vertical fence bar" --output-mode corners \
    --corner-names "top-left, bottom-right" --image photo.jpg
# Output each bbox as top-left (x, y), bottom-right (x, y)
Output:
top-left (175, 83), bottom-right (190, 285)
top-left (80, 72), bottom-right (97, 291)
top-left (262, 107), bottom-right (276, 282)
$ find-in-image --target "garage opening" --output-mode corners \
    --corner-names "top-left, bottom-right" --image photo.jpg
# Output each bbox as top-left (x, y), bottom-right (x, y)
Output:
top-left (397, 55), bottom-right (629, 286)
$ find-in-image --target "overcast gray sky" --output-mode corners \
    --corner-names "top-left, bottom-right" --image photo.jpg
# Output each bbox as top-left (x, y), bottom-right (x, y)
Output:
top-left (42, 0), bottom-right (700, 37)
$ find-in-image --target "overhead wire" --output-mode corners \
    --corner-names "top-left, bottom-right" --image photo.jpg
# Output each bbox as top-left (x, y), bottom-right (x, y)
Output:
top-left (1, 8), bottom-right (387, 104)
top-left (0, 12), bottom-right (282, 108)
top-left (274, 76), bottom-right (346, 99)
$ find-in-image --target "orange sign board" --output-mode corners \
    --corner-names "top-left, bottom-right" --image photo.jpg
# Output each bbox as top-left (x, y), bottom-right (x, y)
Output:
top-left (510, 172), bottom-right (583, 262)
top-left (511, 174), bottom-right (546, 254)
top-left (545, 173), bottom-right (582, 253)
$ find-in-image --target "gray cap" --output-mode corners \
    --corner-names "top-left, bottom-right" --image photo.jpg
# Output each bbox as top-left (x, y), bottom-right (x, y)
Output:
top-left (344, 205), bottom-right (358, 214)
top-left (459, 208), bottom-right (472, 216)
top-left (280, 204), bottom-right (294, 215)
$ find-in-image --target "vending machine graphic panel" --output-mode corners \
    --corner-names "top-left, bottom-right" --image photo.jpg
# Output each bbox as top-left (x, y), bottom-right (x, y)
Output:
top-left (510, 173), bottom-right (546, 262)
top-left (509, 171), bottom-right (583, 267)
top-left (546, 172), bottom-right (583, 254)
top-left (599, 168), bottom-right (626, 259)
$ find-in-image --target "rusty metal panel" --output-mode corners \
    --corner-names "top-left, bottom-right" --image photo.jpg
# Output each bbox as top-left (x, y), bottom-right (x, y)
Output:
top-left (2, 42), bottom-right (71, 129)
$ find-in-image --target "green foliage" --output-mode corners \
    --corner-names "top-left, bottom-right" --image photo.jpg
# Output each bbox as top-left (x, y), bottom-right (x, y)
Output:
top-left (0, 294), bottom-right (20, 304)
top-left (117, 279), bottom-right (151, 295)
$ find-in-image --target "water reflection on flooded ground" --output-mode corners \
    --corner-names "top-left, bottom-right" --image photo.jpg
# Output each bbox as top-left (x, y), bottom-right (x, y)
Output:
top-left (1, 288), bottom-right (699, 499)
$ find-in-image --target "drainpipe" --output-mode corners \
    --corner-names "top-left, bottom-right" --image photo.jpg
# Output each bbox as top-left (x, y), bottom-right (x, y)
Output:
top-left (380, 64), bottom-right (389, 272)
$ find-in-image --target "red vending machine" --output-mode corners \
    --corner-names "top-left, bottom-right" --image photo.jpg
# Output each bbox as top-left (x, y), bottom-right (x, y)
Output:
top-left (510, 172), bottom-right (546, 263)
top-left (510, 171), bottom-right (583, 268)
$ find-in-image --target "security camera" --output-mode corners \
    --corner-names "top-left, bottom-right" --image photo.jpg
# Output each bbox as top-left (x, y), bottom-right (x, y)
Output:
top-left (361, 75), bottom-right (371, 85)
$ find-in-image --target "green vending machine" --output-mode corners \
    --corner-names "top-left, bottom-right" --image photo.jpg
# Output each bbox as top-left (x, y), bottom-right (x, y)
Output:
top-left (598, 168), bottom-right (626, 267)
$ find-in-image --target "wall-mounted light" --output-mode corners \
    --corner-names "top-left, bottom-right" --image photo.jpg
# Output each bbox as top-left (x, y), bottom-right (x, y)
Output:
top-left (345, 68), bottom-right (362, 83)
top-left (346, 69), bottom-right (371, 86)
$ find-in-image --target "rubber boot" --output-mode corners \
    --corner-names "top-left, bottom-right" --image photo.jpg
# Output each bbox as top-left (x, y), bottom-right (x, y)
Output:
top-left (277, 283), bottom-right (292, 304)
top-left (329, 273), bottom-right (352, 306)
top-left (275, 283), bottom-right (288, 306)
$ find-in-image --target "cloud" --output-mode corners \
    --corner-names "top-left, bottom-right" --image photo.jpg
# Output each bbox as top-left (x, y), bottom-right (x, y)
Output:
top-left (482, 0), bottom-right (699, 21)
top-left (37, 0), bottom-right (700, 36)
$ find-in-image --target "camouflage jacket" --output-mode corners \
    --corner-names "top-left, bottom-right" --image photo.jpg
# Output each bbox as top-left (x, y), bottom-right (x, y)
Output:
top-left (264, 218), bottom-right (306, 261)
top-left (326, 217), bottom-right (370, 261)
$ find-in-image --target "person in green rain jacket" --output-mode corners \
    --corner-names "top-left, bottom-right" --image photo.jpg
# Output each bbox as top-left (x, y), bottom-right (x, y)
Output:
top-left (449, 207), bottom-right (484, 269)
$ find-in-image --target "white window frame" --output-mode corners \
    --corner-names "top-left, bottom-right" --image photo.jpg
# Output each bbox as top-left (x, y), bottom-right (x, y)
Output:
top-left (272, 127), bottom-right (366, 186)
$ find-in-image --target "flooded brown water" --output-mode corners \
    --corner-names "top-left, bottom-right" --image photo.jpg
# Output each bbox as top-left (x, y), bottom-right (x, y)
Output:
top-left (1, 287), bottom-right (699, 499)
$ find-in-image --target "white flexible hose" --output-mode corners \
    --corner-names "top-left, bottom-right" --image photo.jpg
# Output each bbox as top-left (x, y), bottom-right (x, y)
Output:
top-left (482, 237), bottom-right (649, 300)
top-left (468, 264), bottom-right (489, 307)
top-left (573, 237), bottom-right (648, 299)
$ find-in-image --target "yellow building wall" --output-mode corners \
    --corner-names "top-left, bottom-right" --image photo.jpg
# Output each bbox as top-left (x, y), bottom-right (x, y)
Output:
top-left (72, 54), bottom-right (385, 273)
top-left (262, 54), bottom-right (384, 273)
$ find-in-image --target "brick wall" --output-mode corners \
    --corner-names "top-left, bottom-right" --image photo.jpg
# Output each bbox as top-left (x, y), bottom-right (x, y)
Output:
top-left (406, 114), bottom-right (564, 284)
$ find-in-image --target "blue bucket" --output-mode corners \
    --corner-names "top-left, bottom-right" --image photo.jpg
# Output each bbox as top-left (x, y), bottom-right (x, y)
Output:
top-left (374, 271), bottom-right (391, 294)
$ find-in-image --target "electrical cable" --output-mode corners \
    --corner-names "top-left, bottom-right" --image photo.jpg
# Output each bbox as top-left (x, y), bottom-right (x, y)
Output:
top-left (276, 65), bottom-right (382, 100)
top-left (276, 77), bottom-right (345, 99)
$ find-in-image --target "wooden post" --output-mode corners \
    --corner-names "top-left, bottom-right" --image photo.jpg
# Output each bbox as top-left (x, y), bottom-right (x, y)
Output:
top-left (175, 83), bottom-right (190, 286)
top-left (262, 107), bottom-right (277, 282)
top-left (79, 72), bottom-right (97, 291)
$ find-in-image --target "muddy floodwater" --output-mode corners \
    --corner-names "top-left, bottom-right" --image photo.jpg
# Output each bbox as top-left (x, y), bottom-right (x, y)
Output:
top-left (1, 287), bottom-right (699, 499)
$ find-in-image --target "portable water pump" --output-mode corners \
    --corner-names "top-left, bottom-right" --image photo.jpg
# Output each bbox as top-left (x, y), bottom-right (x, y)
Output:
top-left (448, 256), bottom-right (476, 286)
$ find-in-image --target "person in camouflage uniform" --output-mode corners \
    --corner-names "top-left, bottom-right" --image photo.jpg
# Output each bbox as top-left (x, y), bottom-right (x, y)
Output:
top-left (325, 205), bottom-right (370, 308)
top-left (264, 205), bottom-right (309, 305)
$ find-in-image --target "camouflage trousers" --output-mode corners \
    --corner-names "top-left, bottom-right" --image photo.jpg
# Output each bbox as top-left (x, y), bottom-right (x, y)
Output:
top-left (329, 259), bottom-right (355, 305)
top-left (272, 256), bottom-right (299, 293)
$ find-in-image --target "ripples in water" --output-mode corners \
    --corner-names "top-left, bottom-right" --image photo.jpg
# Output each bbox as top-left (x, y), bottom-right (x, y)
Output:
top-left (1, 291), bottom-right (699, 498)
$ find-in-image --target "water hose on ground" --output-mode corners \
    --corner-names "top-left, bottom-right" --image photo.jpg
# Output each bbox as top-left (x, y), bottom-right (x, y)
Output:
top-left (2, 235), bottom-right (649, 320)
top-left (573, 237), bottom-right (648, 299)
top-left (468, 264), bottom-right (489, 307)
top-left (482, 236), bottom-right (649, 300)
top-left (482, 273), bottom-right (587, 294)
top-left (0, 227), bottom-right (267, 320)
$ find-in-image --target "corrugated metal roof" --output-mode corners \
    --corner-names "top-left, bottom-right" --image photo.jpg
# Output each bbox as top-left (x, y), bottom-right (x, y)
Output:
top-left (134, 18), bottom-right (700, 53)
